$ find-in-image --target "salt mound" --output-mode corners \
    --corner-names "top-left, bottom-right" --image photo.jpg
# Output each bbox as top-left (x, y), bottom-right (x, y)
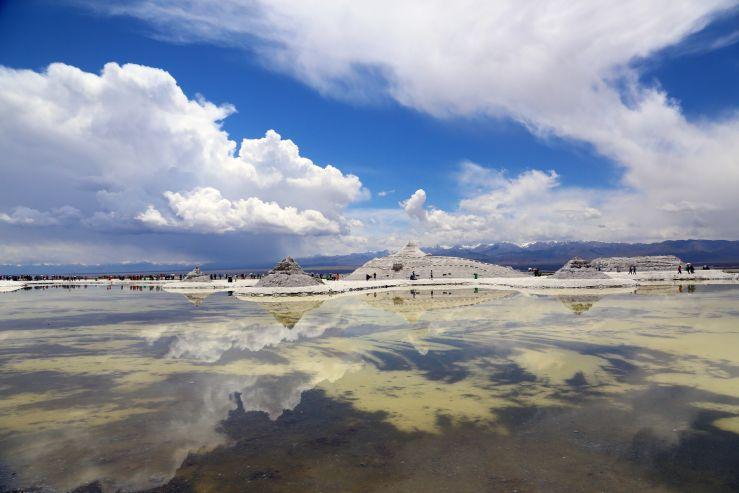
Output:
top-left (347, 241), bottom-right (526, 280)
top-left (184, 266), bottom-right (210, 282)
top-left (552, 257), bottom-right (610, 279)
top-left (591, 255), bottom-right (683, 272)
top-left (256, 257), bottom-right (323, 288)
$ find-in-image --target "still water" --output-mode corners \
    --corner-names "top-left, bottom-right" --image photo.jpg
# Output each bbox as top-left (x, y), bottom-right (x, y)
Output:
top-left (0, 284), bottom-right (738, 492)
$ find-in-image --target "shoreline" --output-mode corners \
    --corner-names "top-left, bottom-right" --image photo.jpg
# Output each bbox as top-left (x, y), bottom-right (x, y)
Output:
top-left (2, 270), bottom-right (737, 296)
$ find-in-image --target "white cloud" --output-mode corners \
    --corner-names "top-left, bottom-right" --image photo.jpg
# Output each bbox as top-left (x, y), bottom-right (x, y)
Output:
top-left (140, 186), bottom-right (341, 235)
top-left (658, 201), bottom-right (719, 213)
top-left (456, 161), bottom-right (507, 194)
top-left (377, 189), bottom-right (395, 197)
top-left (400, 162), bottom-right (735, 245)
top-left (93, 0), bottom-right (739, 242)
top-left (460, 169), bottom-right (560, 214)
top-left (400, 189), bottom-right (427, 222)
top-left (0, 62), bottom-right (366, 263)
top-left (0, 205), bottom-right (81, 226)
top-left (136, 206), bottom-right (170, 228)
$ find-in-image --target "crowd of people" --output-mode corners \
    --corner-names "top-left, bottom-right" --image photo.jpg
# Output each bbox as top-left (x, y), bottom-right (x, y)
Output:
top-left (2, 270), bottom-right (346, 283)
top-left (2, 262), bottom-right (719, 284)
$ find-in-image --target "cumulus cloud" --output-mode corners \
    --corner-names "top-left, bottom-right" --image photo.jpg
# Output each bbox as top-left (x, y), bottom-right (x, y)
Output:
top-left (0, 62), bottom-right (365, 263)
top-left (460, 169), bottom-right (560, 214)
top-left (136, 206), bottom-right (171, 228)
top-left (93, 0), bottom-right (739, 243)
top-left (139, 186), bottom-right (341, 235)
top-left (400, 189), bottom-right (428, 222)
top-left (402, 168), bottom-right (600, 241)
top-left (400, 161), bottom-right (735, 245)
top-left (0, 205), bottom-right (81, 227)
top-left (455, 162), bottom-right (507, 196)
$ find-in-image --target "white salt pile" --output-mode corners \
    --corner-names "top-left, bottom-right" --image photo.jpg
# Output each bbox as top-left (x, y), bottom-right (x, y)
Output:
top-left (255, 257), bottom-right (323, 288)
top-left (184, 266), bottom-right (210, 282)
top-left (590, 256), bottom-right (683, 272)
top-left (346, 241), bottom-right (525, 280)
top-left (552, 257), bottom-right (610, 279)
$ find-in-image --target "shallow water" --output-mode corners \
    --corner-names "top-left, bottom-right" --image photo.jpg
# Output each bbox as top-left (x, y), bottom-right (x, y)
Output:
top-left (0, 284), bottom-right (738, 492)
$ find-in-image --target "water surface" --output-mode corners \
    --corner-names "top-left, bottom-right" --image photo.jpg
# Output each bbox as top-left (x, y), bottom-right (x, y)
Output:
top-left (1, 284), bottom-right (738, 492)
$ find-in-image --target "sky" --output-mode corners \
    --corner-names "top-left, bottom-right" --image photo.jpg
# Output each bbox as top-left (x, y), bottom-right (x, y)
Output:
top-left (0, 0), bottom-right (738, 267)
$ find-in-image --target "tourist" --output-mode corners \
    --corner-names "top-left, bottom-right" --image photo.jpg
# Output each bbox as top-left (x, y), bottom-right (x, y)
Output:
top-left (678, 265), bottom-right (682, 274)
top-left (373, 272), bottom-right (376, 280)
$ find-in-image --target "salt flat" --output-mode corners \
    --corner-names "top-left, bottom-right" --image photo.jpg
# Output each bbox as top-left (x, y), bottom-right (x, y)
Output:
top-left (4, 268), bottom-right (736, 297)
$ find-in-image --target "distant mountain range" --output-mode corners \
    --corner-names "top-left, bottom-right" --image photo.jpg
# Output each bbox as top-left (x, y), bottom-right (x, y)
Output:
top-left (3, 240), bottom-right (738, 275)
top-left (298, 240), bottom-right (739, 271)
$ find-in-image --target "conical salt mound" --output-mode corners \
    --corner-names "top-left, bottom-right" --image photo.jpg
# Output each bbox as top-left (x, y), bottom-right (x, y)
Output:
top-left (394, 240), bottom-right (429, 258)
top-left (346, 240), bottom-right (525, 280)
top-left (256, 257), bottom-right (323, 288)
top-left (590, 255), bottom-right (682, 272)
top-left (184, 266), bottom-right (210, 282)
top-left (552, 257), bottom-right (609, 279)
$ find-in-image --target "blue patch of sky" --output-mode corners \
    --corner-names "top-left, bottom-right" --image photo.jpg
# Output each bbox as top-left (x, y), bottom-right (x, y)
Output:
top-left (635, 8), bottom-right (739, 120)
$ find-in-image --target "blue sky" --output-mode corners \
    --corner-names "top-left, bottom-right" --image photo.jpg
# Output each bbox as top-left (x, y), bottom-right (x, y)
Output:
top-left (0, 0), bottom-right (738, 266)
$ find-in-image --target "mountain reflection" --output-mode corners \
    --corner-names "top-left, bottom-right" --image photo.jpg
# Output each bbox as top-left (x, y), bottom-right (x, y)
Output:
top-left (0, 285), bottom-right (738, 492)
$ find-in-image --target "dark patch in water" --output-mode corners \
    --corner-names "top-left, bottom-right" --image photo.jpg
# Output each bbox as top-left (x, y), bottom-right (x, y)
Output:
top-left (487, 362), bottom-right (538, 384)
top-left (366, 350), bottom-right (412, 372)
top-left (566, 371), bottom-right (589, 387)
top-left (0, 371), bottom-right (115, 400)
top-left (0, 343), bottom-right (91, 359)
top-left (0, 307), bottom-right (202, 332)
top-left (628, 410), bottom-right (739, 492)
top-left (138, 387), bottom-right (739, 493)
top-left (390, 347), bottom-right (469, 383)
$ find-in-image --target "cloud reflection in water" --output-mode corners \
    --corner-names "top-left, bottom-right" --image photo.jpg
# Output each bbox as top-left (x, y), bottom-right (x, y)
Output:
top-left (0, 285), bottom-right (737, 491)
